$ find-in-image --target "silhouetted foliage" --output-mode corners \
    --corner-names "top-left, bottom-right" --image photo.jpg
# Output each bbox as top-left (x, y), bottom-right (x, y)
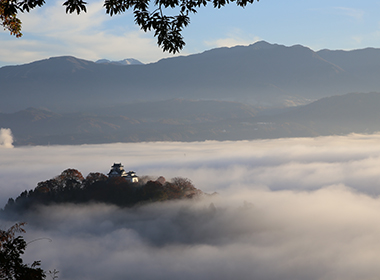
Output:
top-left (0, 223), bottom-right (45, 280)
top-left (83, 172), bottom-right (108, 188)
top-left (47, 269), bottom-right (59, 280)
top-left (1, 168), bottom-right (203, 216)
top-left (0, 0), bottom-right (258, 53)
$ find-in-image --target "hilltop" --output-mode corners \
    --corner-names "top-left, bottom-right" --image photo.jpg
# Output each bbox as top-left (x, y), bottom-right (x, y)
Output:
top-left (1, 168), bottom-right (205, 217)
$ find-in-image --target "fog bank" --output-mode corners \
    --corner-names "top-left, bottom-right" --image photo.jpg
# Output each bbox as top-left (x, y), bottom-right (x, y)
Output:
top-left (2, 134), bottom-right (380, 279)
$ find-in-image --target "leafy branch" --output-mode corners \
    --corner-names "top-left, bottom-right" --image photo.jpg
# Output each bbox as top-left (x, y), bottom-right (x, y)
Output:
top-left (0, 0), bottom-right (258, 53)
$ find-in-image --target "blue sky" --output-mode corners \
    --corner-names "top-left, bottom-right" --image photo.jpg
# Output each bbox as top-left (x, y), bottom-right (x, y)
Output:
top-left (1, 0), bottom-right (380, 67)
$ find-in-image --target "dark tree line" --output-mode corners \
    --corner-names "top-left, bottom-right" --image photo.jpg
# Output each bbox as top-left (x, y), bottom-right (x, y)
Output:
top-left (1, 169), bottom-right (203, 215)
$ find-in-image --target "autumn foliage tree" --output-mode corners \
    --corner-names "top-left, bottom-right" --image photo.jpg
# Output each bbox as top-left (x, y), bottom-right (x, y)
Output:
top-left (0, 0), bottom-right (22, 37)
top-left (0, 0), bottom-right (258, 53)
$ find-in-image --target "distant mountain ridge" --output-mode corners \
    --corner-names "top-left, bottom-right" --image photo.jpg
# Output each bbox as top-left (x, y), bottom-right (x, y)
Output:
top-left (2, 93), bottom-right (380, 146)
top-left (0, 99), bottom-right (258, 145)
top-left (2, 41), bottom-right (380, 113)
top-left (263, 92), bottom-right (380, 135)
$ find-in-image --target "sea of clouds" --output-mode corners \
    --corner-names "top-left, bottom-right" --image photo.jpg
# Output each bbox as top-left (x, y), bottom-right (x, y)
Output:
top-left (2, 134), bottom-right (380, 279)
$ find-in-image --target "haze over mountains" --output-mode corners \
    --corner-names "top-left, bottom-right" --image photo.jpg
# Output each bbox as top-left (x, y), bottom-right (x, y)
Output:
top-left (2, 92), bottom-right (380, 145)
top-left (2, 41), bottom-right (380, 145)
top-left (2, 41), bottom-right (380, 113)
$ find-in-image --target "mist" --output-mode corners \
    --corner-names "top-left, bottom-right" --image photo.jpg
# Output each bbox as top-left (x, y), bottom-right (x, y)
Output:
top-left (0, 128), bottom-right (13, 148)
top-left (2, 134), bottom-right (380, 279)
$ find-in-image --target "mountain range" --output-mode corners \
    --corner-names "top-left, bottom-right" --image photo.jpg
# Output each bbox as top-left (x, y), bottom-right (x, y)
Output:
top-left (2, 93), bottom-right (380, 146)
top-left (2, 41), bottom-right (380, 113)
top-left (2, 41), bottom-right (380, 145)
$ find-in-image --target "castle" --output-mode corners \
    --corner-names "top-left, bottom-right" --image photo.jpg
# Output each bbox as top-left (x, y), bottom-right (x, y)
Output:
top-left (107, 163), bottom-right (139, 183)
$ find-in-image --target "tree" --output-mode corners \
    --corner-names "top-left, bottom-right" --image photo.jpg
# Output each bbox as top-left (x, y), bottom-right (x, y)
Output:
top-left (170, 177), bottom-right (201, 198)
top-left (57, 169), bottom-right (84, 184)
top-left (83, 172), bottom-right (107, 188)
top-left (55, 169), bottom-right (84, 191)
top-left (0, 1), bottom-right (21, 37)
top-left (0, 223), bottom-right (45, 280)
top-left (171, 177), bottom-right (193, 190)
top-left (0, 0), bottom-right (258, 53)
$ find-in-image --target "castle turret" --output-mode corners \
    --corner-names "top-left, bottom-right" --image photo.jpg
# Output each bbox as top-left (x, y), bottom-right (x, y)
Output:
top-left (108, 163), bottom-right (127, 178)
top-left (108, 163), bottom-right (139, 183)
top-left (126, 171), bottom-right (139, 183)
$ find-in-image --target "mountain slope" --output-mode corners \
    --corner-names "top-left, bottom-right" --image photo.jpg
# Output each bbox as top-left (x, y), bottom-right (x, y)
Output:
top-left (0, 99), bottom-right (258, 145)
top-left (317, 48), bottom-right (380, 93)
top-left (2, 41), bottom-right (378, 113)
top-left (2, 93), bottom-right (380, 146)
top-left (257, 92), bottom-right (380, 135)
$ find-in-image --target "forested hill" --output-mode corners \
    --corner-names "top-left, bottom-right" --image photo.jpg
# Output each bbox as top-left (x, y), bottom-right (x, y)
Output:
top-left (1, 169), bottom-right (204, 216)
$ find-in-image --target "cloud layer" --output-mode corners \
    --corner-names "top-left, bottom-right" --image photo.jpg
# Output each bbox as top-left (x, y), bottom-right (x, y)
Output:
top-left (2, 134), bottom-right (380, 279)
